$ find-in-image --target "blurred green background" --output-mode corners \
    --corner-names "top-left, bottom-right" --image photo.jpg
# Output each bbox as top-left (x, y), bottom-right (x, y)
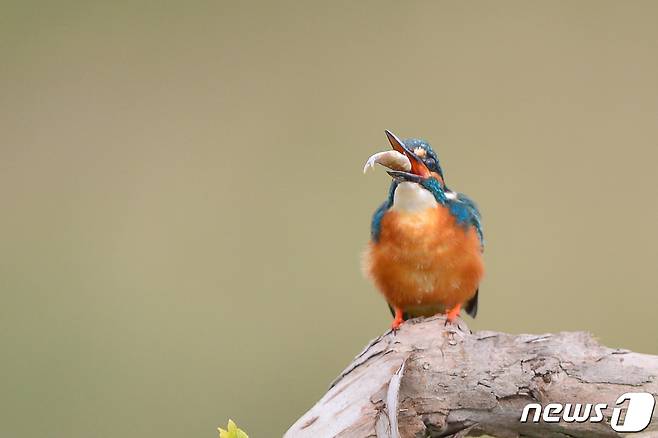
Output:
top-left (2, 1), bottom-right (658, 437)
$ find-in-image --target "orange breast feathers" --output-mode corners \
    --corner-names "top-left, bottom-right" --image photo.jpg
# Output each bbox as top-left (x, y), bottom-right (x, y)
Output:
top-left (364, 205), bottom-right (484, 314)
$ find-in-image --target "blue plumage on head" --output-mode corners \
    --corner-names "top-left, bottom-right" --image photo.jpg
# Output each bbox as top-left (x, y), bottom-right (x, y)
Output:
top-left (402, 138), bottom-right (444, 180)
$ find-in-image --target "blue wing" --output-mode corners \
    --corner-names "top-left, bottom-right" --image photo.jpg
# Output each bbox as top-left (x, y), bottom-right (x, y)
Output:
top-left (448, 191), bottom-right (484, 317)
top-left (447, 192), bottom-right (484, 251)
top-left (370, 182), bottom-right (397, 242)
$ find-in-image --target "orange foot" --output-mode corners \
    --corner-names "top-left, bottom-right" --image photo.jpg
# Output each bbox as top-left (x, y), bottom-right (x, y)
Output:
top-left (391, 307), bottom-right (404, 330)
top-left (445, 303), bottom-right (462, 325)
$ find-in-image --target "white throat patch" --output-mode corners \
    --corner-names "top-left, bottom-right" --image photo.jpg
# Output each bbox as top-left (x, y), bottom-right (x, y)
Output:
top-left (391, 182), bottom-right (438, 212)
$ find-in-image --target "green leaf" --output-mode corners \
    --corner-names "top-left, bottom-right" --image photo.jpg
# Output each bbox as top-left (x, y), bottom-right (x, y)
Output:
top-left (218, 419), bottom-right (248, 438)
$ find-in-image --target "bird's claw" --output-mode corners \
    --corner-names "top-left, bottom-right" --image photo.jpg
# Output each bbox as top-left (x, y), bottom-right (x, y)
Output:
top-left (444, 305), bottom-right (461, 326)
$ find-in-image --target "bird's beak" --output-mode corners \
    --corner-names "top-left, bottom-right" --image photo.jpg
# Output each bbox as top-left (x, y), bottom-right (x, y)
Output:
top-left (384, 130), bottom-right (431, 182)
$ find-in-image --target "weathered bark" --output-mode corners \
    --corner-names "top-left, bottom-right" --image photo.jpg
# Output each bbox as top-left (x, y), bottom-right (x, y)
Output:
top-left (285, 316), bottom-right (658, 437)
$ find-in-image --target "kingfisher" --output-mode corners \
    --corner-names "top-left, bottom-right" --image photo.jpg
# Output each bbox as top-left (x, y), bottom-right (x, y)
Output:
top-left (362, 130), bottom-right (484, 330)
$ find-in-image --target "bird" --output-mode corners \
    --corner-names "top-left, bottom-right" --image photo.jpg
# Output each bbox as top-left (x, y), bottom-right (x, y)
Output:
top-left (362, 130), bottom-right (484, 330)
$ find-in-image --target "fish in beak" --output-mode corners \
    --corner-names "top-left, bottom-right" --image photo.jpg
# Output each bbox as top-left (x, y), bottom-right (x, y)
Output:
top-left (363, 130), bottom-right (432, 183)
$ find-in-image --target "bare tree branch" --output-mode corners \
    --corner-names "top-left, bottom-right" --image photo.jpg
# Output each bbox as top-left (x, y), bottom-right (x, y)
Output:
top-left (285, 316), bottom-right (658, 437)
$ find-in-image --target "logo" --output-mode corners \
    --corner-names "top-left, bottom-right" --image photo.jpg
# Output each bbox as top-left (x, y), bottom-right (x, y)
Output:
top-left (520, 392), bottom-right (656, 432)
